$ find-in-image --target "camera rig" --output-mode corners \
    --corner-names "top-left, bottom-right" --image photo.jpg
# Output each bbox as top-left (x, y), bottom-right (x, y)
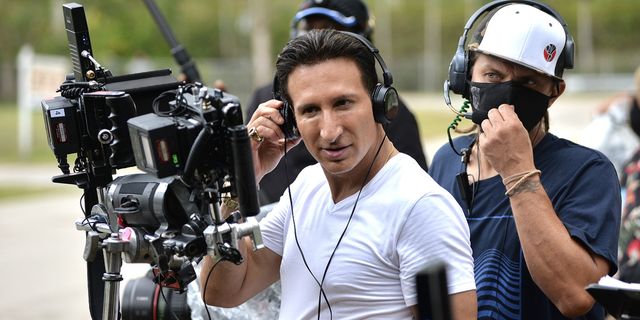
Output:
top-left (41, 3), bottom-right (263, 320)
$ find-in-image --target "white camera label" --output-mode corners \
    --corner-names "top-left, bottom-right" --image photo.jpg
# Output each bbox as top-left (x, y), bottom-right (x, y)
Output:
top-left (50, 109), bottom-right (66, 118)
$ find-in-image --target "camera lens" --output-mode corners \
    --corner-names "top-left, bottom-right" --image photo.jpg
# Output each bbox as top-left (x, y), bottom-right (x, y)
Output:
top-left (121, 270), bottom-right (191, 320)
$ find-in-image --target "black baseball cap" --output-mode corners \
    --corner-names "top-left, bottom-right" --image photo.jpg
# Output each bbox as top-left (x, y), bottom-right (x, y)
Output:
top-left (291, 0), bottom-right (372, 38)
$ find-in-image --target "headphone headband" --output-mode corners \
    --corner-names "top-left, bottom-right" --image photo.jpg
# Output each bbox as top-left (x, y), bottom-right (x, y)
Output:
top-left (339, 31), bottom-right (394, 87)
top-left (273, 30), bottom-right (399, 137)
top-left (339, 31), bottom-right (399, 124)
top-left (463, 0), bottom-right (569, 31)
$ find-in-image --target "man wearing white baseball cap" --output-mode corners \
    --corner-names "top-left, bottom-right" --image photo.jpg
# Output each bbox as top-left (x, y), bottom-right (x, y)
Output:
top-left (430, 1), bottom-right (621, 319)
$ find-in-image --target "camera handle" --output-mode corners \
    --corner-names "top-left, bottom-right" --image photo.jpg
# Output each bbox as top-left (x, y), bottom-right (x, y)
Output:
top-left (203, 217), bottom-right (265, 263)
top-left (201, 191), bottom-right (264, 263)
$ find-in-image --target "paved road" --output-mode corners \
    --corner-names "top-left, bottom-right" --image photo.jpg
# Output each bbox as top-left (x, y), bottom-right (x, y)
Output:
top-left (0, 166), bottom-right (152, 320)
top-left (0, 184), bottom-right (92, 319)
top-left (0, 90), bottom-right (613, 319)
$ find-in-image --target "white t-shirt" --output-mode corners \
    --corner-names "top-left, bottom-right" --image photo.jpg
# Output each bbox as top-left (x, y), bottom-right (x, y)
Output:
top-left (260, 153), bottom-right (475, 320)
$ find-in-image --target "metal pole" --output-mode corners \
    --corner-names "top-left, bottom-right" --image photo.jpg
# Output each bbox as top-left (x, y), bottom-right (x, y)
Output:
top-left (101, 234), bottom-right (126, 320)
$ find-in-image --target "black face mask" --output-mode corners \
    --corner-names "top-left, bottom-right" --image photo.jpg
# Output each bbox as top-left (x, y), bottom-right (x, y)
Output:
top-left (468, 81), bottom-right (551, 132)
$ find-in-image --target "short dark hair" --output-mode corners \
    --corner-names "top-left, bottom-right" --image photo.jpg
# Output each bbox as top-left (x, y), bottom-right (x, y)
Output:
top-left (275, 29), bottom-right (378, 107)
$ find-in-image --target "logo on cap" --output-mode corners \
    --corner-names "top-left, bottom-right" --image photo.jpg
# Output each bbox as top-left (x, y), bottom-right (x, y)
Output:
top-left (544, 44), bottom-right (557, 62)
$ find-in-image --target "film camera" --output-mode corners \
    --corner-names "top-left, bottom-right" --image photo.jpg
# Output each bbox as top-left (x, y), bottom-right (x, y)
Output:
top-left (41, 3), bottom-right (263, 320)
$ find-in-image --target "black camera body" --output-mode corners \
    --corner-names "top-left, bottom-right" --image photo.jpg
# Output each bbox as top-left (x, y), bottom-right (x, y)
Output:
top-left (128, 86), bottom-right (242, 180)
top-left (43, 3), bottom-right (263, 319)
top-left (42, 69), bottom-right (183, 180)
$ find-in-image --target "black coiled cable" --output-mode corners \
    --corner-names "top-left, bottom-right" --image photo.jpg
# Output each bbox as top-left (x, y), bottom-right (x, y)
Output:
top-left (57, 81), bottom-right (107, 99)
top-left (447, 99), bottom-right (471, 156)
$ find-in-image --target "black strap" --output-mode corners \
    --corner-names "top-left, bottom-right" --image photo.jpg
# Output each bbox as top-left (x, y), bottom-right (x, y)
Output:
top-left (87, 257), bottom-right (106, 319)
top-left (84, 187), bottom-right (106, 320)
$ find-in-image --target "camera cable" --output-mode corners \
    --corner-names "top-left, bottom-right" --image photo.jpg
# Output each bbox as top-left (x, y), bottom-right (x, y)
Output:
top-left (201, 256), bottom-right (226, 320)
top-left (152, 88), bottom-right (190, 117)
top-left (154, 272), bottom-right (185, 320)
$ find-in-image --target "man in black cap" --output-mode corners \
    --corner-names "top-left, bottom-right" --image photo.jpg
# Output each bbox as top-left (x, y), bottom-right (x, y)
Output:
top-left (290, 0), bottom-right (373, 39)
top-left (245, 0), bottom-right (428, 205)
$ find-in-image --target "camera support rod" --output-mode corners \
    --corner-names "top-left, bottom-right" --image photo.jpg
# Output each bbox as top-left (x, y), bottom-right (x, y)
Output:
top-left (77, 219), bottom-right (125, 320)
top-left (141, 0), bottom-right (202, 84)
top-left (101, 234), bottom-right (127, 320)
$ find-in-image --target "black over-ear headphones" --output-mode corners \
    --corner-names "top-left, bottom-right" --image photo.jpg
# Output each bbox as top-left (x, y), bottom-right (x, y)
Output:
top-left (272, 30), bottom-right (399, 140)
top-left (445, 0), bottom-right (575, 100)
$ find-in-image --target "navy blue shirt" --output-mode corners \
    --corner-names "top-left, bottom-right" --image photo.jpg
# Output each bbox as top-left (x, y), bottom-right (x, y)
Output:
top-left (430, 133), bottom-right (620, 320)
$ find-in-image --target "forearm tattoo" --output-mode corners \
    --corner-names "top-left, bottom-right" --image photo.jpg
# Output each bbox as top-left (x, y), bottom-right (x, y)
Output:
top-left (510, 179), bottom-right (541, 196)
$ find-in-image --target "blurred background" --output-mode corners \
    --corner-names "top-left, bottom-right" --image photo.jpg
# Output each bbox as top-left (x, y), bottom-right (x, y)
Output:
top-left (0, 0), bottom-right (639, 319)
top-left (2, 0), bottom-right (640, 162)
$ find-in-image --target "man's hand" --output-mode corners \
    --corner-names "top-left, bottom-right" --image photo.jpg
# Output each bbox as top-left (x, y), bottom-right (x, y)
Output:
top-left (247, 99), bottom-right (302, 182)
top-left (478, 104), bottom-right (536, 178)
top-left (213, 79), bottom-right (228, 92)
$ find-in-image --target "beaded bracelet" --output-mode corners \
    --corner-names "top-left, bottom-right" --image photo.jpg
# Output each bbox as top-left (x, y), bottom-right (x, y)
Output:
top-left (502, 170), bottom-right (532, 187)
top-left (504, 170), bottom-right (541, 197)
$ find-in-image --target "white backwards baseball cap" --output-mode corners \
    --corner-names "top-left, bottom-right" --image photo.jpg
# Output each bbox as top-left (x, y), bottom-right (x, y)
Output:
top-left (468, 3), bottom-right (567, 81)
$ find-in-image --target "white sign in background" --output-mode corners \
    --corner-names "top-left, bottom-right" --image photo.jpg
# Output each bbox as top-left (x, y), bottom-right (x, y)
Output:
top-left (17, 44), bottom-right (70, 158)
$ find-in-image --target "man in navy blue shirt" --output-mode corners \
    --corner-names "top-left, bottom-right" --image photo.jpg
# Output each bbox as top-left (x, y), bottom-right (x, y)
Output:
top-left (431, 1), bottom-right (620, 319)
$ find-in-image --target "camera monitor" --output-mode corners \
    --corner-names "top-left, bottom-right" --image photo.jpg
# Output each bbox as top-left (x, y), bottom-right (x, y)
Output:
top-left (63, 2), bottom-right (94, 82)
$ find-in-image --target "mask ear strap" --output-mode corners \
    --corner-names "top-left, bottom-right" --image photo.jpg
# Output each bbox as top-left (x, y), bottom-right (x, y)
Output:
top-left (550, 82), bottom-right (561, 99)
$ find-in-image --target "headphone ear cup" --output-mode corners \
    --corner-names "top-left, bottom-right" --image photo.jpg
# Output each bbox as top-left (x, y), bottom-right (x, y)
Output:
top-left (448, 43), bottom-right (469, 98)
top-left (278, 101), bottom-right (300, 140)
top-left (272, 74), bottom-right (299, 140)
top-left (462, 50), bottom-right (470, 98)
top-left (372, 84), bottom-right (399, 124)
top-left (561, 34), bottom-right (575, 70)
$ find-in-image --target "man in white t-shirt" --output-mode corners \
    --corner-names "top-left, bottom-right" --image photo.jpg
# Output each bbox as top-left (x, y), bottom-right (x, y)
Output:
top-left (200, 29), bottom-right (476, 319)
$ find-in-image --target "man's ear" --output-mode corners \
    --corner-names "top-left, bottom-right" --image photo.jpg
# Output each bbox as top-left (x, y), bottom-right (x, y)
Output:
top-left (549, 81), bottom-right (566, 108)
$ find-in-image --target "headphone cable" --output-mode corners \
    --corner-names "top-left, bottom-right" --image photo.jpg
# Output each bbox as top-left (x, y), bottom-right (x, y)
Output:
top-left (316, 133), bottom-right (387, 320)
top-left (285, 132), bottom-right (389, 320)
top-left (447, 100), bottom-right (471, 157)
top-left (283, 138), bottom-right (333, 317)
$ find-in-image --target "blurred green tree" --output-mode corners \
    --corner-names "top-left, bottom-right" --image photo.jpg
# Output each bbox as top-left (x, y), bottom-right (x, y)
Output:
top-left (1, 0), bottom-right (640, 100)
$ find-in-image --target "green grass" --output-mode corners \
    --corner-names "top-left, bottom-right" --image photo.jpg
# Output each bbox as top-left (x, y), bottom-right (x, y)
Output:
top-left (0, 103), bottom-right (62, 200)
top-left (0, 186), bottom-right (64, 200)
top-left (414, 109), bottom-right (475, 140)
top-left (0, 103), bottom-right (56, 163)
